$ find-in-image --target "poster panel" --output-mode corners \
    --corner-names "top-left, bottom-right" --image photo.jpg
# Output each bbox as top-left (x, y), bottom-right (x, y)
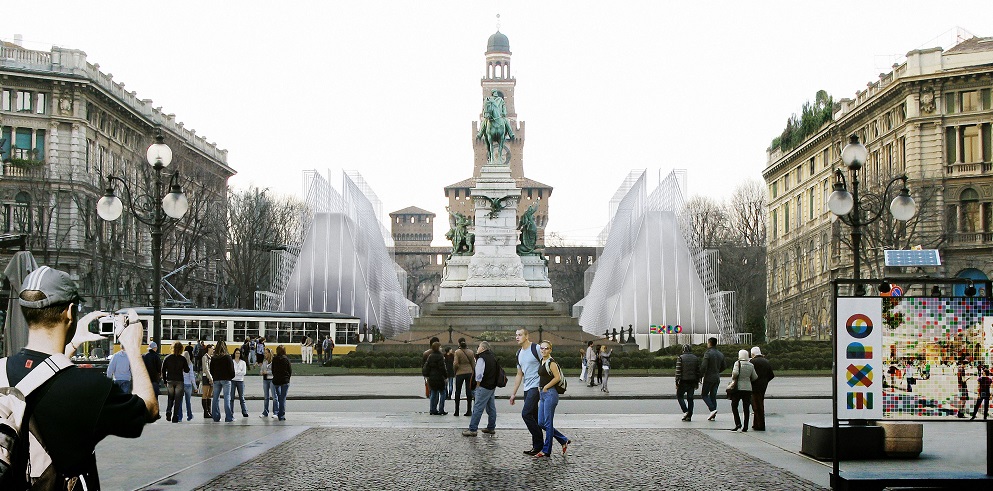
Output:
top-left (837, 297), bottom-right (883, 419)
top-left (879, 297), bottom-right (993, 419)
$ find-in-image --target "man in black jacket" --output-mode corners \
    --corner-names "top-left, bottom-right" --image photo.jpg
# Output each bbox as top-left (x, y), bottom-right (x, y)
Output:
top-left (463, 341), bottom-right (498, 436)
top-left (699, 337), bottom-right (727, 421)
top-left (674, 345), bottom-right (700, 421)
top-left (143, 341), bottom-right (162, 399)
top-left (750, 346), bottom-right (776, 431)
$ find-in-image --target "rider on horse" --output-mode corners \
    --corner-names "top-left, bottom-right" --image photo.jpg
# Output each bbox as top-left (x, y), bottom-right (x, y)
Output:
top-left (477, 90), bottom-right (515, 164)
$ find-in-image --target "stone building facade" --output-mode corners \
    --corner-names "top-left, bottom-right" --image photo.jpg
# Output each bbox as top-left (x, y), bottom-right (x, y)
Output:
top-left (0, 39), bottom-right (234, 311)
top-left (444, 30), bottom-right (552, 247)
top-left (764, 36), bottom-right (993, 341)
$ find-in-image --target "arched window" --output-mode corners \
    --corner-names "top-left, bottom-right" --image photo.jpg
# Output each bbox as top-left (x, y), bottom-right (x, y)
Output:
top-left (960, 188), bottom-right (982, 233)
top-left (11, 191), bottom-right (31, 233)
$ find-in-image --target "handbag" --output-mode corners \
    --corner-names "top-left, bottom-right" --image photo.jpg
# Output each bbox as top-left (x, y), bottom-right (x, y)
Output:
top-left (725, 361), bottom-right (740, 398)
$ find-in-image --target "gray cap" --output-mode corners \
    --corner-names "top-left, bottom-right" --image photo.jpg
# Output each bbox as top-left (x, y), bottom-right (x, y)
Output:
top-left (18, 266), bottom-right (80, 309)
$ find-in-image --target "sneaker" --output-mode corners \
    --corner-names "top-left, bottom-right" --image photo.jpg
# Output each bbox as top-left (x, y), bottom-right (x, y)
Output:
top-left (561, 440), bottom-right (571, 454)
top-left (708, 410), bottom-right (717, 421)
top-left (242, 413), bottom-right (249, 418)
top-left (481, 429), bottom-right (496, 434)
top-left (259, 414), bottom-right (268, 418)
top-left (462, 430), bottom-right (478, 437)
top-left (533, 451), bottom-right (548, 458)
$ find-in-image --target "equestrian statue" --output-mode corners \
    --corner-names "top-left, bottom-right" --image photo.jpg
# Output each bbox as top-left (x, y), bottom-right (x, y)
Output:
top-left (476, 90), bottom-right (516, 165)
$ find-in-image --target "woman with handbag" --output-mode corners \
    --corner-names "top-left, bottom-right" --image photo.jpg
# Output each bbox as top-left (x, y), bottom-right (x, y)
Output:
top-left (728, 349), bottom-right (758, 432)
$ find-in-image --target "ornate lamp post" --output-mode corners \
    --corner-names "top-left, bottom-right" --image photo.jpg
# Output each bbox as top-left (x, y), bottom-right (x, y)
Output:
top-left (828, 134), bottom-right (917, 295)
top-left (97, 133), bottom-right (189, 346)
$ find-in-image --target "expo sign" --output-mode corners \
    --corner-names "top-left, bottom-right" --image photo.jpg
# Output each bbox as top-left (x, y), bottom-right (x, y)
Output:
top-left (836, 298), bottom-right (883, 419)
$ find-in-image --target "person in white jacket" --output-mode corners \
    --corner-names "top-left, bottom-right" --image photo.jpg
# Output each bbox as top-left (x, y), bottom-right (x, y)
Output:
top-left (231, 348), bottom-right (250, 417)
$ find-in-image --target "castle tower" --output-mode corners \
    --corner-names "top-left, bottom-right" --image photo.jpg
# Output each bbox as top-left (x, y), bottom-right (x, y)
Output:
top-left (445, 30), bottom-right (553, 246)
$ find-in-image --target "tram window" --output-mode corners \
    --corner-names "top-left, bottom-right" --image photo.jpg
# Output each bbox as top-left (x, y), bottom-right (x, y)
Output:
top-left (266, 325), bottom-right (279, 343)
top-left (212, 320), bottom-right (227, 343)
top-left (233, 321), bottom-right (249, 342)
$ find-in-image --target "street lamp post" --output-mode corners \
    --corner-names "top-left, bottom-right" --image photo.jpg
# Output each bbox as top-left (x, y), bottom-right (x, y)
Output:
top-left (97, 133), bottom-right (189, 347)
top-left (828, 134), bottom-right (917, 295)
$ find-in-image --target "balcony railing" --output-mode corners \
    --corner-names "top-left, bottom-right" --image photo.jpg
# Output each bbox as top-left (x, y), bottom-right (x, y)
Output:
top-left (2, 162), bottom-right (46, 179)
top-left (946, 161), bottom-right (992, 176)
top-left (947, 231), bottom-right (993, 245)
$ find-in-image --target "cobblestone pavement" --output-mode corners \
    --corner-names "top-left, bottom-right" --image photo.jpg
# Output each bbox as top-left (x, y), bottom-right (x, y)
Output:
top-left (193, 427), bottom-right (827, 491)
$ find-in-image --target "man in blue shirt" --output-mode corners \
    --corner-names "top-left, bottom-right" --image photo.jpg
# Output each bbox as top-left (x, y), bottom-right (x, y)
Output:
top-left (508, 328), bottom-right (544, 456)
top-left (106, 347), bottom-right (133, 393)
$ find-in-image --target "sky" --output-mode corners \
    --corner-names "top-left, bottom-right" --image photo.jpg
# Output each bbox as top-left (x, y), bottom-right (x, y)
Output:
top-left (8, 1), bottom-right (993, 246)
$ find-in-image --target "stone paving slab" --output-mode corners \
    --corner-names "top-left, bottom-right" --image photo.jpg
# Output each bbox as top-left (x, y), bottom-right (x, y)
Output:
top-left (192, 428), bottom-right (828, 491)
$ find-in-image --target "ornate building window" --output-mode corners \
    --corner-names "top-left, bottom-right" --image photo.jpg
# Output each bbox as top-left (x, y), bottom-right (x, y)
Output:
top-left (959, 188), bottom-right (984, 233)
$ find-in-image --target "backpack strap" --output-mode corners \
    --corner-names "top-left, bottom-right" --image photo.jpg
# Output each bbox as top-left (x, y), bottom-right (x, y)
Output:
top-left (530, 343), bottom-right (540, 362)
top-left (0, 354), bottom-right (73, 397)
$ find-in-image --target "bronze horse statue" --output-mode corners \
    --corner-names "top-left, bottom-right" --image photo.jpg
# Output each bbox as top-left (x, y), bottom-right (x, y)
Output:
top-left (476, 92), bottom-right (515, 164)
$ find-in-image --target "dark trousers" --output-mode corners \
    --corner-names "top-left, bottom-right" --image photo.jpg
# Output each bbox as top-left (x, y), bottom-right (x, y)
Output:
top-left (166, 381), bottom-right (183, 422)
top-left (973, 393), bottom-right (991, 419)
top-left (751, 385), bottom-right (768, 430)
top-left (454, 373), bottom-right (473, 413)
top-left (522, 388), bottom-right (543, 451)
top-left (731, 390), bottom-right (753, 429)
top-left (676, 381), bottom-right (697, 416)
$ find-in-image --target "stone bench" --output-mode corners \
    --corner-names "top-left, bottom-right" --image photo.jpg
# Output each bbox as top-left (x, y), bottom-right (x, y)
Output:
top-left (877, 421), bottom-right (923, 458)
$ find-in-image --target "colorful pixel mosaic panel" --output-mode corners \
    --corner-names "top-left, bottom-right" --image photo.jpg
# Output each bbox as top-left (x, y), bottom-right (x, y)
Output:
top-left (880, 297), bottom-right (993, 420)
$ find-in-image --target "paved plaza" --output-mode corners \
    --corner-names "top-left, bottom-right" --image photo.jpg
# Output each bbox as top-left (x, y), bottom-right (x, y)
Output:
top-left (94, 375), bottom-right (988, 490)
top-left (191, 427), bottom-right (826, 491)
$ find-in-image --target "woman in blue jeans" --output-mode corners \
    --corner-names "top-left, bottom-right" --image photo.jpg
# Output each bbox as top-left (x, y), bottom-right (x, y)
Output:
top-left (535, 342), bottom-right (571, 458)
top-left (231, 348), bottom-right (249, 417)
top-left (259, 348), bottom-right (275, 418)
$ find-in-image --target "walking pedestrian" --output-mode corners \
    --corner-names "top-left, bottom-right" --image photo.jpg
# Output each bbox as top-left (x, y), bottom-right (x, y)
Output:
top-left (162, 341), bottom-right (190, 423)
top-left (600, 345), bottom-right (613, 393)
top-left (594, 344), bottom-right (604, 385)
top-left (315, 333), bottom-right (324, 365)
top-left (750, 346), bottom-right (775, 431)
top-left (452, 338), bottom-right (476, 417)
top-left (259, 348), bottom-right (275, 418)
top-left (232, 348), bottom-right (250, 417)
top-left (272, 344), bottom-right (292, 420)
top-left (535, 342), bottom-right (570, 458)
top-left (971, 368), bottom-right (991, 420)
top-left (210, 340), bottom-right (235, 422)
top-left (729, 349), bottom-right (758, 432)
top-left (509, 328), bottom-right (544, 456)
top-left (462, 341), bottom-right (498, 436)
top-left (423, 341), bottom-right (448, 415)
top-left (699, 337), bottom-right (728, 421)
top-left (675, 344), bottom-right (700, 421)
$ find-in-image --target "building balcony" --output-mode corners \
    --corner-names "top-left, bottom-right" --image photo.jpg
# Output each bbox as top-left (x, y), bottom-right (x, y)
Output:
top-left (946, 231), bottom-right (993, 246)
top-left (946, 161), bottom-right (992, 177)
top-left (2, 162), bottom-right (46, 179)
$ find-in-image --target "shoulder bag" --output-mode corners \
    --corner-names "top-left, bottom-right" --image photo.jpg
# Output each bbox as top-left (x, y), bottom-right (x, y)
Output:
top-left (725, 360), bottom-right (740, 399)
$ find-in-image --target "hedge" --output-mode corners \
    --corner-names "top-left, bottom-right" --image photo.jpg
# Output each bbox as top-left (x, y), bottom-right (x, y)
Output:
top-left (327, 341), bottom-right (833, 371)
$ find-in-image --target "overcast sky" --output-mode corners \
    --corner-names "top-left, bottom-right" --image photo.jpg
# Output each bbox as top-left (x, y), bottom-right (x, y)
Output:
top-left (9, 1), bottom-right (993, 245)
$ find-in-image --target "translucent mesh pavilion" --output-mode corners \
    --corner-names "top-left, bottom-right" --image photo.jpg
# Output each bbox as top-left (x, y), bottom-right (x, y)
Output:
top-left (578, 170), bottom-right (735, 348)
top-left (278, 171), bottom-right (412, 338)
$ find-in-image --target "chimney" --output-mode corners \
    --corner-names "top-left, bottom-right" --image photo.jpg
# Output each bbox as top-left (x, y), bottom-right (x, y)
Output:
top-left (13, 34), bottom-right (23, 47)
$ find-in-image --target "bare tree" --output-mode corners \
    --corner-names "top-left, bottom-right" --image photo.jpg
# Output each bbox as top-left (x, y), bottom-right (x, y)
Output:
top-left (219, 187), bottom-right (309, 309)
top-left (398, 254), bottom-right (441, 305)
top-left (833, 175), bottom-right (944, 279)
top-left (682, 195), bottom-right (731, 250)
